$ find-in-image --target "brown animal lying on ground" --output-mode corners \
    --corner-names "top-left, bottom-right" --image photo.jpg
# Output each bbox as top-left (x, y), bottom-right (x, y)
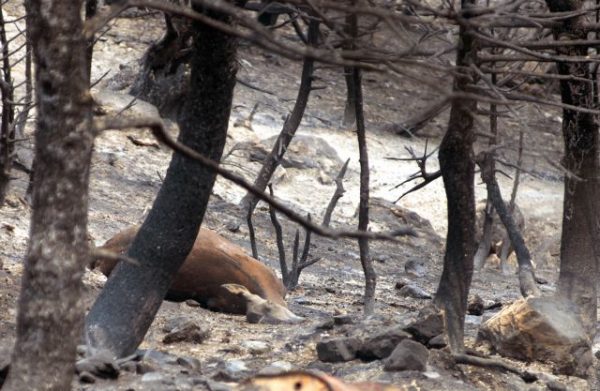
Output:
top-left (92, 226), bottom-right (302, 322)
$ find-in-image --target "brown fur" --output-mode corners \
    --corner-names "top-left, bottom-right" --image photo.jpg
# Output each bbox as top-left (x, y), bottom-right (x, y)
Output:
top-left (92, 226), bottom-right (287, 314)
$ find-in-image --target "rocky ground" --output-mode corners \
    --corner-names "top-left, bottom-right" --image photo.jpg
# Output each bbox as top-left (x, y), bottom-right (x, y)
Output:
top-left (0, 4), bottom-right (592, 391)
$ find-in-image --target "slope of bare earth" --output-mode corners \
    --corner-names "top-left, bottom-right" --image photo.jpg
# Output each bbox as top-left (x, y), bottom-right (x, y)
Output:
top-left (0, 5), bottom-right (589, 391)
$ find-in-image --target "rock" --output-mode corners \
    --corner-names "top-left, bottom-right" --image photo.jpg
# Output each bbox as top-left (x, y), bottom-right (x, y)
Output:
top-left (78, 371), bottom-right (96, 384)
top-left (478, 296), bottom-right (593, 377)
top-left (177, 356), bottom-right (201, 372)
top-left (368, 198), bottom-right (443, 247)
top-left (75, 350), bottom-right (119, 379)
top-left (141, 372), bottom-right (165, 383)
top-left (546, 380), bottom-right (567, 391)
top-left (357, 327), bottom-right (411, 360)
top-left (404, 306), bottom-right (444, 344)
top-left (249, 135), bottom-right (343, 176)
top-left (136, 362), bottom-right (157, 374)
top-left (383, 339), bottom-right (429, 372)
top-left (316, 337), bottom-right (360, 362)
top-left (120, 361), bottom-right (137, 373)
top-left (162, 316), bottom-right (193, 333)
top-left (242, 340), bottom-right (270, 355)
top-left (333, 314), bottom-right (354, 326)
top-left (141, 349), bottom-right (178, 367)
top-left (404, 259), bottom-right (426, 277)
top-left (427, 334), bottom-right (447, 349)
top-left (394, 278), bottom-right (411, 290)
top-left (258, 361), bottom-right (294, 375)
top-left (398, 284), bottom-right (432, 299)
top-left (213, 360), bottom-right (249, 382)
top-left (162, 320), bottom-right (211, 344)
top-left (468, 294), bottom-right (485, 316)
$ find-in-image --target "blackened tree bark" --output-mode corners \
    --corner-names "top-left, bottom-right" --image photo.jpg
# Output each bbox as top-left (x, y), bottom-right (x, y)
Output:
top-left (433, 0), bottom-right (477, 353)
top-left (2, 0), bottom-right (94, 388)
top-left (0, 2), bottom-right (15, 205)
top-left (546, 0), bottom-right (600, 337)
top-left (85, 6), bottom-right (237, 357)
top-left (345, 6), bottom-right (375, 315)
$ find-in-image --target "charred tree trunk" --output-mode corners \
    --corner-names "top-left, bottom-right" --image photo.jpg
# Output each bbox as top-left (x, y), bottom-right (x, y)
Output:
top-left (345, 7), bottom-right (375, 315)
top-left (546, 0), bottom-right (600, 337)
top-left (479, 155), bottom-right (539, 297)
top-left (433, 0), bottom-right (477, 354)
top-left (0, 2), bottom-right (15, 206)
top-left (2, 0), bottom-right (94, 388)
top-left (239, 19), bottom-right (318, 211)
top-left (85, 7), bottom-right (237, 357)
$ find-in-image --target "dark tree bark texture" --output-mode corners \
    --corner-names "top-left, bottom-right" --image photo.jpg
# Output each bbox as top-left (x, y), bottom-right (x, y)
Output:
top-left (434, 1), bottom-right (477, 354)
top-left (85, 6), bottom-right (237, 357)
top-left (345, 7), bottom-right (375, 315)
top-left (0, 2), bottom-right (15, 206)
top-left (3, 0), bottom-right (94, 388)
top-left (546, 0), bottom-right (600, 337)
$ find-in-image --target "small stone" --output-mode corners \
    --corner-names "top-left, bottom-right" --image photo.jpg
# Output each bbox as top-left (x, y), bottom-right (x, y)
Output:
top-left (384, 339), bottom-right (429, 372)
top-left (75, 350), bottom-right (119, 379)
top-left (162, 316), bottom-right (193, 333)
top-left (119, 361), bottom-right (137, 373)
top-left (427, 334), bottom-right (447, 349)
top-left (404, 306), bottom-right (444, 344)
top-left (546, 380), bottom-right (567, 391)
top-left (185, 299), bottom-right (201, 307)
top-left (316, 337), bottom-right (360, 362)
top-left (423, 371), bottom-right (440, 379)
top-left (136, 362), bottom-right (157, 374)
top-left (78, 371), bottom-right (96, 384)
top-left (225, 360), bottom-right (248, 373)
top-left (258, 361), bottom-right (294, 375)
top-left (177, 356), bottom-right (201, 372)
top-left (357, 327), bottom-right (411, 360)
top-left (142, 349), bottom-right (179, 366)
top-left (163, 321), bottom-right (210, 344)
top-left (333, 314), bottom-right (354, 326)
top-left (374, 254), bottom-right (389, 263)
top-left (213, 360), bottom-right (248, 382)
top-left (395, 278), bottom-right (411, 290)
top-left (404, 259), bottom-right (426, 277)
top-left (315, 318), bottom-right (335, 330)
top-left (226, 222), bottom-right (240, 232)
top-left (242, 340), bottom-right (270, 355)
top-left (468, 294), bottom-right (485, 316)
top-left (398, 284), bottom-right (432, 299)
top-left (141, 372), bottom-right (165, 382)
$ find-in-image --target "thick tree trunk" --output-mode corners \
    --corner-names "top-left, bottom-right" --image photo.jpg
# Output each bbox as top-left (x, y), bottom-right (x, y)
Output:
top-left (546, 0), bottom-right (600, 338)
top-left (0, 2), bottom-right (15, 206)
top-left (433, 0), bottom-right (477, 354)
top-left (3, 0), bottom-right (94, 388)
top-left (85, 7), bottom-right (237, 357)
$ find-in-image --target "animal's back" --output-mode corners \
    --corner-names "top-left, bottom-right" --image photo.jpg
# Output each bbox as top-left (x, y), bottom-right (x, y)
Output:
top-left (93, 226), bottom-right (286, 314)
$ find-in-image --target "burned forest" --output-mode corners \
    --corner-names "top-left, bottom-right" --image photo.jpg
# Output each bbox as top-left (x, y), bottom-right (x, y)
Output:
top-left (0, 0), bottom-right (598, 390)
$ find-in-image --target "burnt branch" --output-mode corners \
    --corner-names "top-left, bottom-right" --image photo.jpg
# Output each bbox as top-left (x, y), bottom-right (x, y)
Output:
top-left (478, 152), bottom-right (540, 298)
top-left (392, 140), bottom-right (442, 202)
top-left (322, 158), bottom-right (349, 227)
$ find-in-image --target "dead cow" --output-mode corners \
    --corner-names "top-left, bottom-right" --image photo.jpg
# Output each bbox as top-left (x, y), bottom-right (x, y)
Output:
top-left (92, 226), bottom-right (302, 323)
